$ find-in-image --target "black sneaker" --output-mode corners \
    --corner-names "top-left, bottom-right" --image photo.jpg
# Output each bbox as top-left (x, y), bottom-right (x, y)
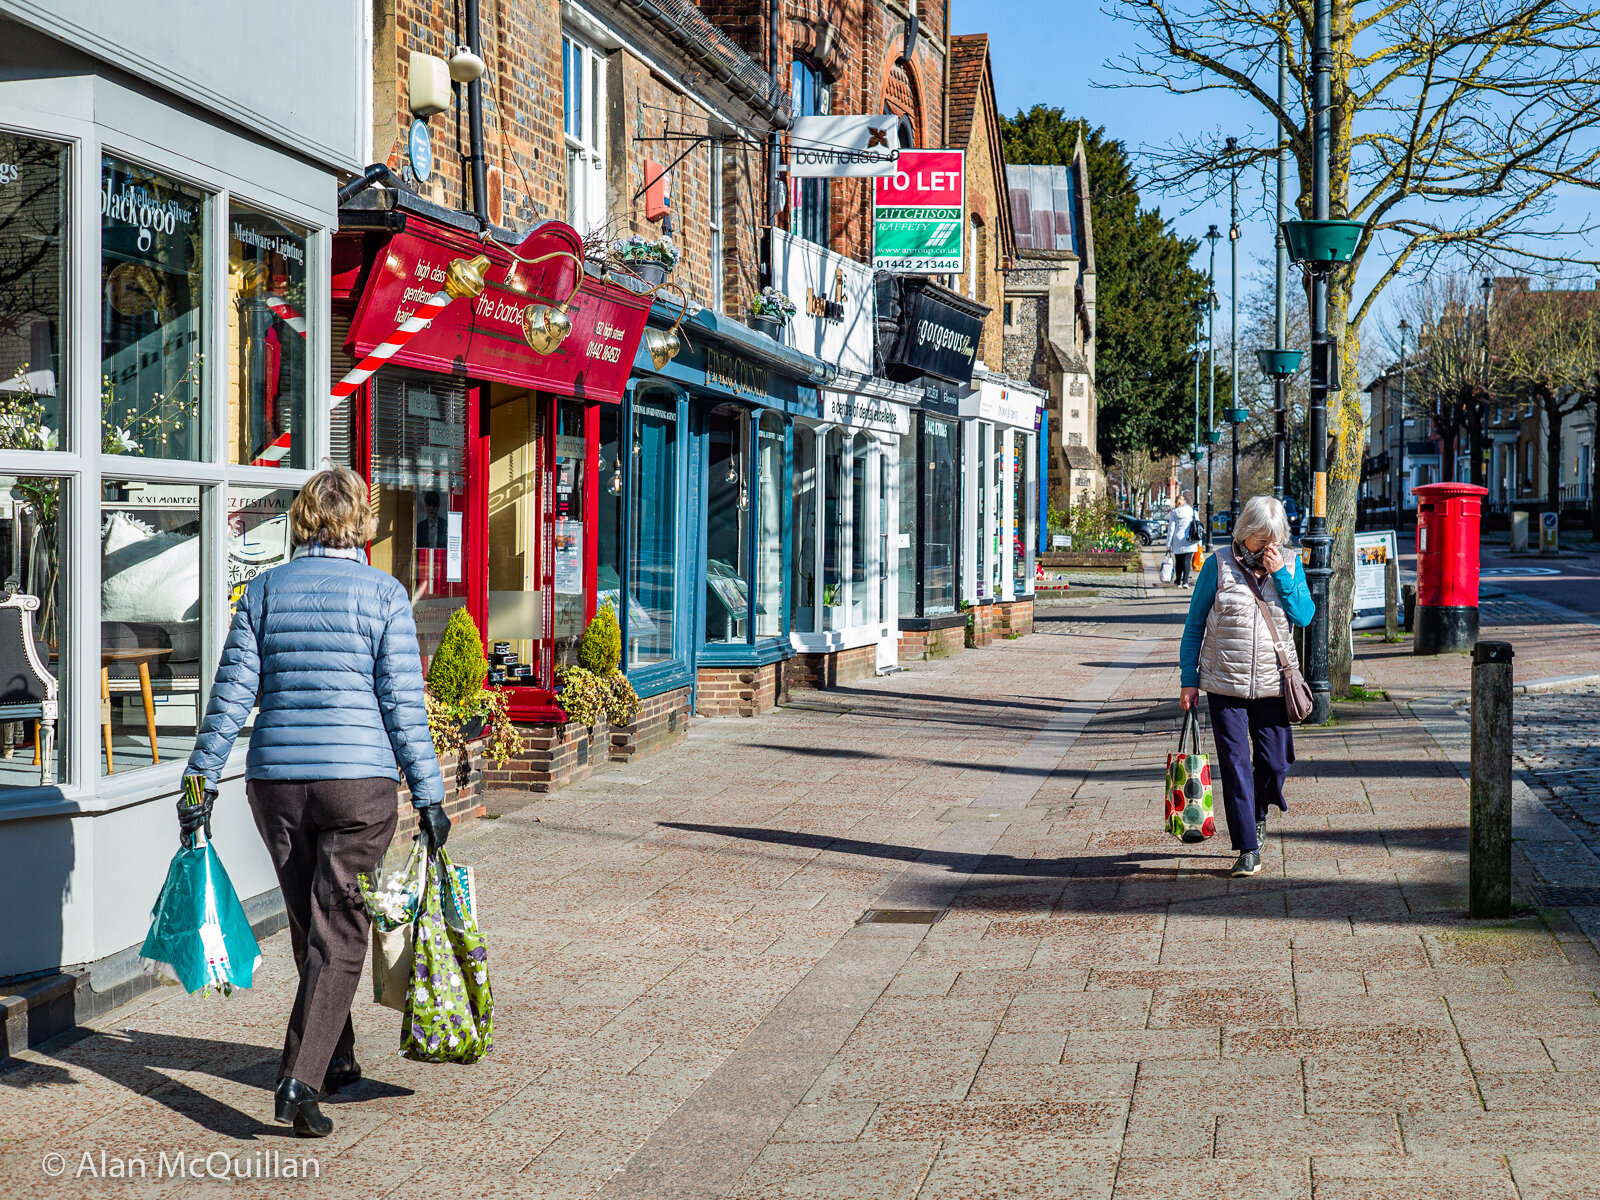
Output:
top-left (1230, 850), bottom-right (1261, 877)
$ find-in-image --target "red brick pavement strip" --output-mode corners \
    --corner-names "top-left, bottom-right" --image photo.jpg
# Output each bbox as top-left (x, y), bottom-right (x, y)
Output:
top-left (5, 590), bottom-right (1600, 1199)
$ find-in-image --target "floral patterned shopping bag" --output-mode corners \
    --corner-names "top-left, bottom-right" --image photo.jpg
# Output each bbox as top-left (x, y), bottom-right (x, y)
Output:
top-left (400, 849), bottom-right (493, 1064)
top-left (1166, 709), bottom-right (1215, 842)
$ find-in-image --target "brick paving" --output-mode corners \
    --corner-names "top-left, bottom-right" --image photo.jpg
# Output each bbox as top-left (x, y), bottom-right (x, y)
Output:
top-left (1512, 685), bottom-right (1600, 863)
top-left (4, 586), bottom-right (1600, 1199)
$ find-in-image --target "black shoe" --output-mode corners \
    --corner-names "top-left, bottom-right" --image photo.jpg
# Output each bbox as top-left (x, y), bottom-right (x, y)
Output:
top-left (1230, 850), bottom-right (1261, 878)
top-left (323, 1055), bottom-right (362, 1095)
top-left (273, 1077), bottom-right (333, 1138)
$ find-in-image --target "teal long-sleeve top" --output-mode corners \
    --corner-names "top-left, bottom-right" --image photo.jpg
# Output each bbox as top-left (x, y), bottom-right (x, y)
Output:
top-left (1179, 553), bottom-right (1315, 688)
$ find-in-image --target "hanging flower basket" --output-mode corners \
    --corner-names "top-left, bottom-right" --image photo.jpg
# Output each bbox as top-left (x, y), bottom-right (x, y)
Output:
top-left (1281, 219), bottom-right (1363, 267)
top-left (1255, 349), bottom-right (1303, 378)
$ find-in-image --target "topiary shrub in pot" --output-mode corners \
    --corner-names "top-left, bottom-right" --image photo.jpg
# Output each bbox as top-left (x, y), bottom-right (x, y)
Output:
top-left (556, 601), bottom-right (640, 728)
top-left (425, 607), bottom-right (520, 769)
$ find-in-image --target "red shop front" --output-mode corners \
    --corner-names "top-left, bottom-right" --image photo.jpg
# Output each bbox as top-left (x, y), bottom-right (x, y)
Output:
top-left (333, 198), bottom-right (650, 722)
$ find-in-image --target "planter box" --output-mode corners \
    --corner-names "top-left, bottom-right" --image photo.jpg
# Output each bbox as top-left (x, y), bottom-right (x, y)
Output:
top-left (1039, 551), bottom-right (1141, 572)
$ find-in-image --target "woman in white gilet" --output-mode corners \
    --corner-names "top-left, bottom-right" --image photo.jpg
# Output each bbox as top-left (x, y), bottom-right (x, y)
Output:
top-left (1177, 496), bottom-right (1314, 877)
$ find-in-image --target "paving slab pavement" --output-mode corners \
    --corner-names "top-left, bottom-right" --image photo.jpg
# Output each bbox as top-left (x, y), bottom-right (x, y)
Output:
top-left (4, 581), bottom-right (1599, 1199)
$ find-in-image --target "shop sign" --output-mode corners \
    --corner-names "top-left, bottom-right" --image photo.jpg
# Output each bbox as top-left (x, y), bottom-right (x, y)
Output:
top-left (789, 115), bottom-right (900, 178)
top-left (873, 149), bottom-right (965, 273)
top-left (347, 221), bottom-right (650, 403)
top-left (976, 380), bottom-right (1043, 430)
top-left (771, 230), bottom-right (875, 374)
top-left (823, 391), bottom-right (910, 435)
top-left (705, 347), bottom-right (775, 404)
top-left (886, 287), bottom-right (983, 384)
top-left (920, 377), bottom-right (960, 416)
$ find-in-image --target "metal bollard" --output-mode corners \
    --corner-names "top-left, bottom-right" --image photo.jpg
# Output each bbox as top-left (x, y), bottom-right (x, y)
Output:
top-left (1469, 641), bottom-right (1515, 919)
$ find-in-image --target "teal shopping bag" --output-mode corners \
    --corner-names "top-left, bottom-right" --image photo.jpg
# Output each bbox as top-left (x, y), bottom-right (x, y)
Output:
top-left (140, 835), bottom-right (262, 995)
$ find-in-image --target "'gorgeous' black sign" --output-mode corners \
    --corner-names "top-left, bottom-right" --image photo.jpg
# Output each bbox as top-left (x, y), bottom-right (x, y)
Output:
top-left (883, 285), bottom-right (986, 384)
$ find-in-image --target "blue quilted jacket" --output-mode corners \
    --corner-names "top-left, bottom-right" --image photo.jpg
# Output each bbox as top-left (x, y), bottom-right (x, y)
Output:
top-left (186, 549), bottom-right (445, 805)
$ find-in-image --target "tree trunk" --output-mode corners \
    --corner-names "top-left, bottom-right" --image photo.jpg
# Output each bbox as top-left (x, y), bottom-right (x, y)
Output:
top-left (1326, 298), bottom-right (1363, 700)
top-left (1546, 394), bottom-right (1563, 511)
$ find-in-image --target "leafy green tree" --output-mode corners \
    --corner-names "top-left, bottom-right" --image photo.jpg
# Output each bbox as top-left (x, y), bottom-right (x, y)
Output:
top-left (1002, 106), bottom-right (1210, 459)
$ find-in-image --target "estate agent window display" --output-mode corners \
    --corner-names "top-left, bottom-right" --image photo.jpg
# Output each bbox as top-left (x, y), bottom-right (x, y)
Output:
top-left (0, 136), bottom-right (328, 798)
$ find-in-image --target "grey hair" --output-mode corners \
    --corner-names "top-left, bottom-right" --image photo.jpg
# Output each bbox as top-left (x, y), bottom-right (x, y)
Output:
top-left (1234, 495), bottom-right (1291, 547)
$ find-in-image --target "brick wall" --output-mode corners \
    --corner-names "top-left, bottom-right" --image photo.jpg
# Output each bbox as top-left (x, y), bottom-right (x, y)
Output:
top-left (965, 602), bottom-right (1003, 648)
top-left (788, 643), bottom-right (878, 689)
top-left (998, 599), bottom-right (1034, 637)
top-left (395, 747), bottom-right (488, 848)
top-left (698, 1), bottom-right (950, 268)
top-left (482, 720), bottom-right (605, 793)
top-left (609, 685), bottom-right (692, 762)
top-left (696, 662), bottom-right (786, 717)
top-left (379, 0), bottom-right (565, 229)
top-left (899, 624), bottom-right (964, 661)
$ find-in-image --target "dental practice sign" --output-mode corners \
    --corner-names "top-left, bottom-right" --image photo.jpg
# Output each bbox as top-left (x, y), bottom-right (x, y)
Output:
top-left (873, 149), bottom-right (965, 274)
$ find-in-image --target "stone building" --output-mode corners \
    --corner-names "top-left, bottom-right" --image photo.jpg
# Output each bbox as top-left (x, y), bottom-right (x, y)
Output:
top-left (1002, 143), bottom-right (1102, 514)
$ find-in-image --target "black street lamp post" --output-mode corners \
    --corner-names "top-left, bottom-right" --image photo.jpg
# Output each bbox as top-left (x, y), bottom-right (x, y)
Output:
top-left (1205, 223), bottom-right (1222, 545)
top-left (1395, 318), bottom-right (1409, 531)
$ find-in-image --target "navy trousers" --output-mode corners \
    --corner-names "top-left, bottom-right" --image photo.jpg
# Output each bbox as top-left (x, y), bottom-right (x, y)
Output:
top-left (1205, 692), bottom-right (1295, 852)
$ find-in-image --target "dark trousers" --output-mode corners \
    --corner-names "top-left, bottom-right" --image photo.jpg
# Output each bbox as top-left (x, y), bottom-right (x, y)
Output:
top-left (1173, 550), bottom-right (1193, 586)
top-left (1205, 693), bottom-right (1295, 852)
top-left (248, 777), bottom-right (399, 1091)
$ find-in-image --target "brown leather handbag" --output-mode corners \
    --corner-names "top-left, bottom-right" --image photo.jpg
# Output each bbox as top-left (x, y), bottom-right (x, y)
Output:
top-left (1241, 567), bottom-right (1314, 722)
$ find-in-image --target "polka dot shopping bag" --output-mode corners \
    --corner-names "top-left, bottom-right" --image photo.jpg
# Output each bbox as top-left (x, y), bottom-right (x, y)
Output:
top-left (1166, 708), bottom-right (1215, 842)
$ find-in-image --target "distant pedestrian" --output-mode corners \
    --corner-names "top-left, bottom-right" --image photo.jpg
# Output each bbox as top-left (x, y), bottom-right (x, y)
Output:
top-left (1166, 494), bottom-right (1201, 587)
top-left (1178, 495), bottom-right (1313, 877)
top-left (182, 466), bottom-right (449, 1137)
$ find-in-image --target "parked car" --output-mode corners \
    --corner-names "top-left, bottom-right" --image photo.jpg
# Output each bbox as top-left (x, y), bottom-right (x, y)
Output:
top-left (1283, 497), bottom-right (1303, 537)
top-left (1117, 512), bottom-right (1169, 546)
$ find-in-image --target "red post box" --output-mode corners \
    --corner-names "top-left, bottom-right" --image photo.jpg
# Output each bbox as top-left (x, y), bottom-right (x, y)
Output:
top-left (1412, 481), bottom-right (1487, 654)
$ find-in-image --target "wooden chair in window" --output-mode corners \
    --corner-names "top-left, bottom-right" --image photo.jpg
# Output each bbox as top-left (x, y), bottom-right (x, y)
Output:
top-left (0, 591), bottom-right (59, 785)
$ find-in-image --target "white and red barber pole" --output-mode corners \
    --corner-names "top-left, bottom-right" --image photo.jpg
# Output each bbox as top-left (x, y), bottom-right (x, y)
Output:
top-left (247, 286), bottom-right (460, 467)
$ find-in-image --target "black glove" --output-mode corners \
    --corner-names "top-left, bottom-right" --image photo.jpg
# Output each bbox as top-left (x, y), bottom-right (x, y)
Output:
top-left (177, 781), bottom-right (216, 843)
top-left (417, 804), bottom-right (450, 851)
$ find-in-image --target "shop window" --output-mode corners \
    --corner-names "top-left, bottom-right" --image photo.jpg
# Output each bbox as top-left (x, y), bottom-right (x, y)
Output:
top-left (228, 204), bottom-right (311, 469)
top-left (849, 433), bottom-right (871, 628)
top-left (553, 400), bottom-right (588, 668)
top-left (563, 32), bottom-right (607, 237)
top-left (755, 411), bottom-right (785, 638)
top-left (923, 416), bottom-right (958, 615)
top-left (627, 394), bottom-right (678, 665)
top-left (369, 369), bottom-right (468, 665)
top-left (975, 423), bottom-right (989, 601)
top-left (100, 157), bottom-right (207, 461)
top-left (0, 476), bottom-right (68, 788)
top-left (598, 405), bottom-right (624, 644)
top-left (792, 425), bottom-right (818, 634)
top-left (0, 135), bottom-right (68, 452)
top-left (1011, 432), bottom-right (1029, 596)
top-left (226, 486), bottom-right (295, 742)
top-left (100, 481), bottom-right (203, 775)
top-left (792, 60), bottom-right (830, 247)
top-left (705, 405), bottom-right (749, 643)
top-left (822, 427), bottom-right (844, 631)
top-left (897, 428), bottom-right (916, 618)
top-left (488, 388), bottom-right (544, 684)
top-left (878, 447), bottom-right (891, 626)
top-left (985, 428), bottom-right (998, 601)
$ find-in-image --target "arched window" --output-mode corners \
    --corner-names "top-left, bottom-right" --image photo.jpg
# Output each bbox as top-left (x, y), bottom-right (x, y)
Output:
top-left (882, 61), bottom-right (922, 149)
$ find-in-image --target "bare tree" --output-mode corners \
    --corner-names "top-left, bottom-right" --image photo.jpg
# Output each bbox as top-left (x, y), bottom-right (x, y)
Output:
top-left (1107, 0), bottom-right (1600, 691)
top-left (1397, 275), bottom-right (1492, 486)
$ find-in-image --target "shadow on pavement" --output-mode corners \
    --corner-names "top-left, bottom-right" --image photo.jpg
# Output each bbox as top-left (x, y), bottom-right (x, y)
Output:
top-left (0, 1029), bottom-right (412, 1138)
top-left (657, 821), bottom-right (1476, 922)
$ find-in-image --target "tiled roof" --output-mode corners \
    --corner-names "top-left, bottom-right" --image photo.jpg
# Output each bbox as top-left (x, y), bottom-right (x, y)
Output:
top-left (948, 34), bottom-right (987, 149)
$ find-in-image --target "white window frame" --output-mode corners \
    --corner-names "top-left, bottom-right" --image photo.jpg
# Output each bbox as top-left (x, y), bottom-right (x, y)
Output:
top-left (709, 137), bottom-right (725, 313)
top-left (0, 108), bottom-right (328, 815)
top-left (562, 30), bottom-right (607, 238)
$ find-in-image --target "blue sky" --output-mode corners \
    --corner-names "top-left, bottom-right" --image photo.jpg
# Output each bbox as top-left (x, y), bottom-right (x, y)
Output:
top-left (956, 0), bottom-right (1600, 345)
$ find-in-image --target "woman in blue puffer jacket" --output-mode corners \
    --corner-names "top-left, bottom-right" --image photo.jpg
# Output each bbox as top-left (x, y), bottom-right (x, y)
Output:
top-left (183, 466), bottom-right (448, 1138)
